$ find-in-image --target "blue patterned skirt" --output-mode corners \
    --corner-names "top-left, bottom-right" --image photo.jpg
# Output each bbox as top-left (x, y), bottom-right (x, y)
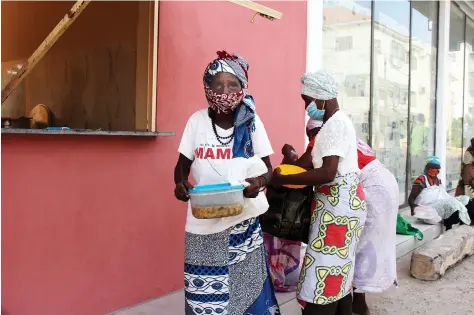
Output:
top-left (184, 218), bottom-right (280, 315)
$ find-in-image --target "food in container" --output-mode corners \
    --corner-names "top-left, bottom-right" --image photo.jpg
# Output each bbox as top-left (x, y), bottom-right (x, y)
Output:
top-left (188, 183), bottom-right (245, 219)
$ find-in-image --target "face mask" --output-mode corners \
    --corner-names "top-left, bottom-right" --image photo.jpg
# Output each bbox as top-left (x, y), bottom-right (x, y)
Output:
top-left (205, 87), bottom-right (243, 114)
top-left (306, 101), bottom-right (325, 121)
top-left (426, 168), bottom-right (440, 177)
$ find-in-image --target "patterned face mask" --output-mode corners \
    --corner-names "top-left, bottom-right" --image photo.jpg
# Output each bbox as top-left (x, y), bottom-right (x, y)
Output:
top-left (205, 86), bottom-right (244, 114)
top-left (426, 168), bottom-right (440, 177)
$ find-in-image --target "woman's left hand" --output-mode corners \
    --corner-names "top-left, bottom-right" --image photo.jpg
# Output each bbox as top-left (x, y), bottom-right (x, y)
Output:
top-left (244, 177), bottom-right (261, 198)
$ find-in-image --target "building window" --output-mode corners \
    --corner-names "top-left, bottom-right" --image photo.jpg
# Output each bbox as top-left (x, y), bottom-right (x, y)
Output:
top-left (446, 4), bottom-right (466, 189)
top-left (335, 36), bottom-right (353, 51)
top-left (323, 0), bottom-right (371, 143)
top-left (322, 0), bottom-right (443, 206)
top-left (372, 0), bottom-right (411, 204)
top-left (1, 1), bottom-right (158, 133)
top-left (464, 19), bottom-right (474, 161)
top-left (390, 40), bottom-right (408, 67)
top-left (409, 1), bottom-right (438, 191)
top-left (374, 39), bottom-right (382, 54)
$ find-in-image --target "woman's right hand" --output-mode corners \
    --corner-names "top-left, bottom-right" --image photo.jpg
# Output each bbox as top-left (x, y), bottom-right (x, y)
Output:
top-left (281, 144), bottom-right (298, 161)
top-left (174, 181), bottom-right (194, 202)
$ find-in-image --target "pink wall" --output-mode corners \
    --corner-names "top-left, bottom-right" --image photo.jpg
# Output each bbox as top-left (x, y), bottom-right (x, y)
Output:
top-left (1, 2), bottom-right (306, 315)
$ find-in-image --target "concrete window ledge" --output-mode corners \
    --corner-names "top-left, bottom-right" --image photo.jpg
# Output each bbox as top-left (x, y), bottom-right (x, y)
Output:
top-left (1, 128), bottom-right (175, 137)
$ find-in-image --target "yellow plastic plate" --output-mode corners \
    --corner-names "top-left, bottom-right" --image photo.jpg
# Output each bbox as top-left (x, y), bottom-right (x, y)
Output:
top-left (276, 164), bottom-right (307, 189)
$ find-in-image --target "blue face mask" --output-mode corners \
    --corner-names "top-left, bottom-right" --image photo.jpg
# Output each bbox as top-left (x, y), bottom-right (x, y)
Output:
top-left (306, 101), bottom-right (325, 121)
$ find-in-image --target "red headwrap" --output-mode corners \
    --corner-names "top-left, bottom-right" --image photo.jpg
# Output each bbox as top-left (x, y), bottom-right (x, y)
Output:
top-left (357, 139), bottom-right (376, 170)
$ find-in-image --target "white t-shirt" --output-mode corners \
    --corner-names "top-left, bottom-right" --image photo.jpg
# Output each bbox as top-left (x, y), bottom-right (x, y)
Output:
top-left (311, 110), bottom-right (359, 177)
top-left (178, 109), bottom-right (274, 234)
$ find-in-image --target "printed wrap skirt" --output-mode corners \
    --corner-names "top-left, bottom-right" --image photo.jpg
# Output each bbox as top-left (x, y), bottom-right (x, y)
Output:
top-left (297, 173), bottom-right (367, 306)
top-left (184, 218), bottom-right (280, 315)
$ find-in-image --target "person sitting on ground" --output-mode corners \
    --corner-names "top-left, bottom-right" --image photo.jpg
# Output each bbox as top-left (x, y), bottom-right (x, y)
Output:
top-left (408, 156), bottom-right (471, 230)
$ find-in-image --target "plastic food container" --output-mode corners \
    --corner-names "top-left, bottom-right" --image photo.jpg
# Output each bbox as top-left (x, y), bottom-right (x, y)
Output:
top-left (188, 183), bottom-right (245, 219)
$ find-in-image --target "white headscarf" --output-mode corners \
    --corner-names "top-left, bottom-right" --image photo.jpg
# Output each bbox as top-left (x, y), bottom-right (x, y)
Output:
top-left (301, 70), bottom-right (339, 100)
top-left (306, 118), bottom-right (323, 130)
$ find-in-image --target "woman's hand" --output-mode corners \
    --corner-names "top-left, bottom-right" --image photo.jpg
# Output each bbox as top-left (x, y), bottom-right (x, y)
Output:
top-left (271, 167), bottom-right (284, 188)
top-left (244, 177), bottom-right (261, 198)
top-left (174, 181), bottom-right (194, 202)
top-left (282, 144), bottom-right (298, 161)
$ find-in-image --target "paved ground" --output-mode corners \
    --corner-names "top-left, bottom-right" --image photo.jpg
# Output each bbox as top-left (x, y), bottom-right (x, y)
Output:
top-left (367, 254), bottom-right (474, 315)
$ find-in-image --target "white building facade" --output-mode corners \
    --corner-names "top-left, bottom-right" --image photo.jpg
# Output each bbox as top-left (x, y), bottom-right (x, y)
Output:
top-left (307, 0), bottom-right (474, 207)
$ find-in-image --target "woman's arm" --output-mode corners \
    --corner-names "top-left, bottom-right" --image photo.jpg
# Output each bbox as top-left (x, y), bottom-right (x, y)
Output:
top-left (272, 155), bottom-right (339, 187)
top-left (280, 144), bottom-right (313, 169)
top-left (408, 185), bottom-right (423, 215)
top-left (292, 147), bottom-right (314, 169)
top-left (174, 153), bottom-right (194, 202)
top-left (244, 156), bottom-right (272, 198)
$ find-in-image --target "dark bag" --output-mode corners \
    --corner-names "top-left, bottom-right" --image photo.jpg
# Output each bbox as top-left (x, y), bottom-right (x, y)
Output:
top-left (260, 185), bottom-right (314, 244)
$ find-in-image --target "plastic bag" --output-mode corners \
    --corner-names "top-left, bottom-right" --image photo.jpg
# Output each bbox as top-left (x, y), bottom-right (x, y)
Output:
top-left (455, 195), bottom-right (470, 206)
top-left (414, 205), bottom-right (442, 225)
top-left (226, 157), bottom-right (267, 186)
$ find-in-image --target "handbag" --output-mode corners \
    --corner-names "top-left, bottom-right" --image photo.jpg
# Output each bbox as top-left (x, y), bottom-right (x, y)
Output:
top-left (260, 185), bottom-right (314, 244)
top-left (396, 214), bottom-right (424, 240)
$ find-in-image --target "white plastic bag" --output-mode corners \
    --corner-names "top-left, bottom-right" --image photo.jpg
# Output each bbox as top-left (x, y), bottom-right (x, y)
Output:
top-left (226, 157), bottom-right (267, 185)
top-left (455, 195), bottom-right (470, 206)
top-left (414, 205), bottom-right (442, 225)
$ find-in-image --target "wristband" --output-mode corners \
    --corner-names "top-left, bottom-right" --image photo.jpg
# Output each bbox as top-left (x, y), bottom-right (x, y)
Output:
top-left (259, 175), bottom-right (268, 187)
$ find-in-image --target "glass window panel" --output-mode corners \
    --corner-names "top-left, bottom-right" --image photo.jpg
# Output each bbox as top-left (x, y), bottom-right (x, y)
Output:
top-left (409, 1), bottom-right (438, 189)
top-left (446, 4), bottom-right (465, 190)
top-left (464, 18), bottom-right (474, 155)
top-left (372, 0), bottom-right (410, 204)
top-left (322, 0), bottom-right (372, 143)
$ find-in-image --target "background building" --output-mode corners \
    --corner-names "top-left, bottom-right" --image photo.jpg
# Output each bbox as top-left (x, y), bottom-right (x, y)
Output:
top-left (320, 0), bottom-right (474, 204)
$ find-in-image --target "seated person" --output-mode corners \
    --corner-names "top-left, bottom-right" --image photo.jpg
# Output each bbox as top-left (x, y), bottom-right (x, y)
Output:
top-left (409, 156), bottom-right (471, 230)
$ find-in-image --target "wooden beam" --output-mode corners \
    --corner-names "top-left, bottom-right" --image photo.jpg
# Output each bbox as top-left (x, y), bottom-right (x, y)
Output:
top-left (1, 0), bottom-right (91, 104)
top-left (135, 1), bottom-right (153, 131)
top-left (229, 0), bottom-right (282, 20)
top-left (150, 0), bottom-right (159, 132)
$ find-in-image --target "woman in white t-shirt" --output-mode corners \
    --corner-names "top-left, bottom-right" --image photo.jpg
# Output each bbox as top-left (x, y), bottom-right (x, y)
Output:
top-left (173, 51), bottom-right (279, 315)
top-left (272, 71), bottom-right (367, 315)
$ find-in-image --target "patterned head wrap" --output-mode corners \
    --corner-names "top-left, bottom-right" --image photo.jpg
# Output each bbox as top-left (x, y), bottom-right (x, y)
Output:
top-left (426, 155), bottom-right (441, 167)
top-left (204, 51), bottom-right (249, 88)
top-left (357, 139), bottom-right (376, 169)
top-left (306, 118), bottom-right (323, 130)
top-left (357, 139), bottom-right (374, 157)
top-left (301, 71), bottom-right (339, 100)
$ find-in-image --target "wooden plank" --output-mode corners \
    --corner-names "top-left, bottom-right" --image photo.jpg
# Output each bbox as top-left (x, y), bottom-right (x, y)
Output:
top-left (150, 0), bottom-right (159, 132)
top-left (1, 0), bottom-right (90, 104)
top-left (228, 0), bottom-right (282, 20)
top-left (135, 1), bottom-right (153, 131)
